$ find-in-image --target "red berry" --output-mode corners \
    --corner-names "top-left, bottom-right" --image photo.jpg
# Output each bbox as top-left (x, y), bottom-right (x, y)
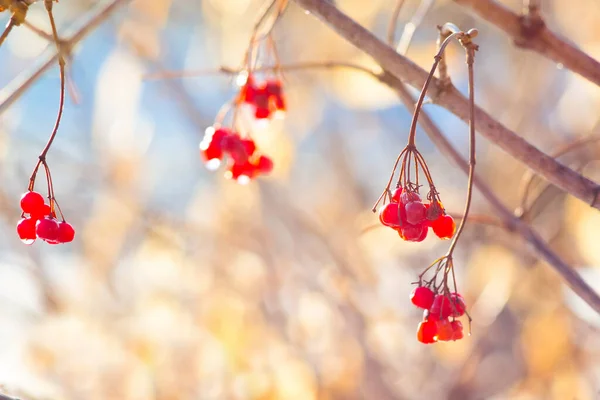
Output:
top-left (20, 191), bottom-right (45, 214)
top-left (36, 217), bottom-right (59, 242)
top-left (400, 222), bottom-right (427, 242)
top-left (30, 203), bottom-right (51, 221)
top-left (391, 187), bottom-right (402, 202)
top-left (57, 221), bottom-right (75, 243)
top-left (272, 94), bottom-right (286, 112)
top-left (417, 320), bottom-right (438, 344)
top-left (435, 318), bottom-right (454, 341)
top-left (241, 139), bottom-right (256, 157)
top-left (255, 155), bottom-right (274, 175)
top-left (430, 294), bottom-right (453, 320)
top-left (16, 218), bottom-right (36, 244)
top-left (450, 320), bottom-right (464, 341)
top-left (450, 293), bottom-right (466, 317)
top-left (225, 161), bottom-right (256, 184)
top-left (240, 76), bottom-right (258, 104)
top-left (410, 286), bottom-right (435, 309)
top-left (254, 107), bottom-right (270, 119)
top-left (379, 202), bottom-right (402, 228)
top-left (200, 127), bottom-right (230, 169)
top-left (265, 80), bottom-right (283, 96)
top-left (400, 191), bottom-right (421, 205)
top-left (432, 214), bottom-right (456, 239)
top-left (405, 201), bottom-right (426, 225)
top-left (222, 134), bottom-right (250, 164)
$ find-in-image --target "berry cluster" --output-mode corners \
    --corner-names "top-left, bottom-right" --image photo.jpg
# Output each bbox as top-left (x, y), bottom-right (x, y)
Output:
top-left (200, 126), bottom-right (273, 184)
top-left (379, 187), bottom-right (456, 242)
top-left (16, 191), bottom-right (75, 245)
top-left (411, 286), bottom-right (466, 344)
top-left (239, 75), bottom-right (286, 120)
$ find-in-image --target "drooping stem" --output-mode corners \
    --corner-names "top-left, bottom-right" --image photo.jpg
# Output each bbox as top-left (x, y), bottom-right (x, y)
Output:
top-left (407, 32), bottom-right (461, 147)
top-left (0, 18), bottom-right (16, 47)
top-left (446, 44), bottom-right (477, 256)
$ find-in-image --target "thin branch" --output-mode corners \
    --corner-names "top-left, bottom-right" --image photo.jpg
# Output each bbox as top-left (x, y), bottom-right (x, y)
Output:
top-left (395, 0), bottom-right (435, 55)
top-left (0, 17), bottom-right (16, 47)
top-left (386, 0), bottom-right (406, 46)
top-left (0, 0), bottom-right (131, 115)
top-left (453, 0), bottom-right (600, 87)
top-left (291, 0), bottom-right (600, 212)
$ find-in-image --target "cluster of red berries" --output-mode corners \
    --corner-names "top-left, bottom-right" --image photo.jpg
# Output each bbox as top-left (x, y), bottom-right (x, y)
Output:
top-left (411, 286), bottom-right (466, 344)
top-left (379, 187), bottom-right (456, 242)
top-left (16, 191), bottom-right (75, 245)
top-left (200, 126), bottom-right (274, 184)
top-left (239, 75), bottom-right (286, 120)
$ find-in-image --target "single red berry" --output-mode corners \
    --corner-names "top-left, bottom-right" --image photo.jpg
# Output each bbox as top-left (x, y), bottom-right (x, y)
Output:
top-left (432, 214), bottom-right (456, 239)
top-left (405, 201), bottom-right (427, 225)
top-left (272, 94), bottom-right (286, 112)
top-left (36, 217), bottom-right (59, 242)
top-left (379, 202), bottom-right (402, 228)
top-left (417, 319), bottom-right (438, 344)
top-left (435, 318), bottom-right (454, 341)
top-left (30, 203), bottom-right (51, 221)
top-left (240, 77), bottom-right (258, 104)
top-left (450, 320), bottom-right (464, 341)
top-left (430, 294), bottom-right (453, 320)
top-left (426, 200), bottom-right (443, 221)
top-left (225, 161), bottom-right (256, 184)
top-left (200, 127), bottom-right (230, 169)
top-left (450, 293), bottom-right (466, 317)
top-left (391, 187), bottom-right (402, 203)
top-left (57, 221), bottom-right (75, 243)
top-left (241, 139), bottom-right (256, 157)
top-left (265, 80), bottom-right (283, 96)
top-left (222, 134), bottom-right (250, 164)
top-left (20, 191), bottom-right (45, 214)
top-left (410, 286), bottom-right (435, 309)
top-left (400, 191), bottom-right (421, 205)
top-left (400, 222), bottom-right (427, 242)
top-left (254, 107), bottom-right (270, 119)
top-left (255, 155), bottom-right (274, 175)
top-left (16, 218), bottom-right (37, 245)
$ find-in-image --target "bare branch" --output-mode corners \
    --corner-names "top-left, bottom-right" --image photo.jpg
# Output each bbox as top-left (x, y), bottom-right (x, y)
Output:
top-left (291, 0), bottom-right (600, 212)
top-left (453, 0), bottom-right (600, 87)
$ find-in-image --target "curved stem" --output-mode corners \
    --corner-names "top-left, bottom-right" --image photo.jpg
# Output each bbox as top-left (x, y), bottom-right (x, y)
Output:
top-left (407, 32), bottom-right (461, 146)
top-left (446, 46), bottom-right (477, 256)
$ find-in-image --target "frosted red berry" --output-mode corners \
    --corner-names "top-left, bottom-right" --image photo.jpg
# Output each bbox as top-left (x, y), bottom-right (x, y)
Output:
top-left (400, 222), bottom-right (427, 242)
top-left (432, 214), bottom-right (456, 239)
top-left (450, 320), bottom-right (464, 341)
top-left (17, 218), bottom-right (37, 244)
top-left (430, 294), bottom-right (453, 320)
top-left (400, 191), bottom-right (421, 205)
top-left (405, 201), bottom-right (426, 225)
top-left (255, 155), bottom-right (274, 175)
top-left (417, 319), bottom-right (438, 344)
top-left (200, 128), bottom-right (230, 169)
top-left (36, 217), bottom-right (60, 242)
top-left (410, 286), bottom-right (435, 309)
top-left (435, 318), bottom-right (454, 341)
top-left (57, 221), bottom-right (75, 243)
top-left (450, 293), bottom-right (466, 317)
top-left (20, 191), bottom-right (45, 214)
top-left (379, 202), bottom-right (402, 228)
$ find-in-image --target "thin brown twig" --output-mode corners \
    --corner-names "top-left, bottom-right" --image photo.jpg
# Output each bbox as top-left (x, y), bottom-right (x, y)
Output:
top-left (0, 17), bottom-right (16, 47)
top-left (386, 0), bottom-right (406, 46)
top-left (396, 0), bottom-right (435, 55)
top-left (291, 0), bottom-right (600, 211)
top-left (453, 0), bottom-right (600, 87)
top-left (0, 0), bottom-right (131, 115)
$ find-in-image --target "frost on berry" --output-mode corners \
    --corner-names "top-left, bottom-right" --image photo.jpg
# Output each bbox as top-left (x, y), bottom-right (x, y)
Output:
top-left (17, 218), bottom-right (37, 245)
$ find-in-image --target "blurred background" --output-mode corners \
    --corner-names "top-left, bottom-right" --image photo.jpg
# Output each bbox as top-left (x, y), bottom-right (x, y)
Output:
top-left (0, 0), bottom-right (600, 398)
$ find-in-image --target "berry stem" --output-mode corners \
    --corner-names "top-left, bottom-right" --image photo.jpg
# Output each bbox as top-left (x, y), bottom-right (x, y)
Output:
top-left (446, 41), bottom-right (477, 257)
top-left (406, 32), bottom-right (460, 147)
top-left (0, 17), bottom-right (16, 47)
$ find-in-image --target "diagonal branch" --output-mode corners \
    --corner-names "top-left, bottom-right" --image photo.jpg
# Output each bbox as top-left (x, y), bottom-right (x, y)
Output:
top-left (453, 0), bottom-right (600, 87)
top-left (0, 0), bottom-right (131, 114)
top-left (291, 0), bottom-right (600, 212)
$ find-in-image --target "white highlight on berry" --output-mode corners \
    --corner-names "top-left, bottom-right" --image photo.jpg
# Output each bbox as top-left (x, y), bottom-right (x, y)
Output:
top-left (205, 159), bottom-right (221, 171)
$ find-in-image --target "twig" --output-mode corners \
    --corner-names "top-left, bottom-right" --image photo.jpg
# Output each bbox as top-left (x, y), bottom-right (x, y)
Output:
top-left (291, 0), bottom-right (600, 212)
top-left (0, 18), bottom-right (16, 47)
top-left (396, 0), bottom-right (435, 55)
top-left (386, 0), bottom-right (406, 46)
top-left (453, 0), bottom-right (600, 87)
top-left (0, 0), bottom-right (131, 115)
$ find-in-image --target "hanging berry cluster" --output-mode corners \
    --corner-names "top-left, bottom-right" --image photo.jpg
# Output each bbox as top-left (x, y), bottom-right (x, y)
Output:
top-left (374, 25), bottom-right (478, 344)
top-left (17, 191), bottom-right (74, 245)
top-left (8, 1), bottom-right (74, 246)
top-left (199, 10), bottom-right (285, 184)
